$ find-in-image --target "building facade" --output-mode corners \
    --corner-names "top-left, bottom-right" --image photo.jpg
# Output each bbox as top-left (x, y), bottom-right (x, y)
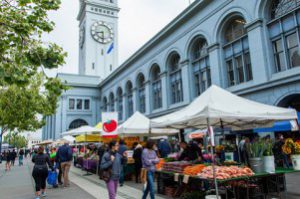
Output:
top-left (43, 0), bottom-right (300, 140)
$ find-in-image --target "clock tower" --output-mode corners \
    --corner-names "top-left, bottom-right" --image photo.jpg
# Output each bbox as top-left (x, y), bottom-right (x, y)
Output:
top-left (77, 0), bottom-right (119, 80)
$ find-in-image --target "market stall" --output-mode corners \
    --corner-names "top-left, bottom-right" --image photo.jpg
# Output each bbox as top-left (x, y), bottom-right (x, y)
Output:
top-left (62, 125), bottom-right (102, 175)
top-left (151, 85), bottom-right (298, 198)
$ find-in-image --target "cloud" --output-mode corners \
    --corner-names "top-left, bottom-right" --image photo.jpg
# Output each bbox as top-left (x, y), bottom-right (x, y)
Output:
top-left (42, 0), bottom-right (190, 76)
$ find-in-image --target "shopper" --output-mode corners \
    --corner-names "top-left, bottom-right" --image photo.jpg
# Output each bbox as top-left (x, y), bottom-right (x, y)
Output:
top-left (158, 139), bottom-right (171, 158)
top-left (11, 149), bottom-right (17, 166)
top-left (32, 146), bottom-right (53, 199)
top-left (56, 141), bottom-right (73, 187)
top-left (5, 150), bottom-right (12, 171)
top-left (133, 144), bottom-right (143, 183)
top-left (118, 139), bottom-right (127, 186)
top-left (142, 140), bottom-right (160, 199)
top-left (19, 149), bottom-right (24, 166)
top-left (101, 140), bottom-right (127, 199)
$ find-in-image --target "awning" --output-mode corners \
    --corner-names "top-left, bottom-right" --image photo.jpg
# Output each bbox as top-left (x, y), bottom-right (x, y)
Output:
top-left (254, 112), bottom-right (300, 133)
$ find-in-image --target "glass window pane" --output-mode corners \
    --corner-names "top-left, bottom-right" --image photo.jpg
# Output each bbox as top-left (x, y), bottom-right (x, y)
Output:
top-left (84, 99), bottom-right (90, 110)
top-left (289, 47), bottom-right (300, 67)
top-left (242, 37), bottom-right (249, 49)
top-left (233, 41), bottom-right (242, 54)
top-left (273, 39), bottom-right (283, 52)
top-left (244, 53), bottom-right (253, 81)
top-left (286, 33), bottom-right (298, 49)
top-left (226, 60), bottom-right (235, 86)
top-left (275, 52), bottom-right (286, 72)
top-left (77, 99), bottom-right (83, 110)
top-left (235, 56), bottom-right (244, 83)
top-left (224, 46), bottom-right (232, 58)
top-left (282, 14), bottom-right (295, 32)
top-left (69, 99), bottom-right (75, 110)
top-left (269, 22), bottom-right (281, 38)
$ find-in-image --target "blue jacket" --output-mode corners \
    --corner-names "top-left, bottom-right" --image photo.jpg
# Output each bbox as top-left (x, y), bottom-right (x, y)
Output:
top-left (101, 151), bottom-right (127, 180)
top-left (56, 144), bottom-right (72, 163)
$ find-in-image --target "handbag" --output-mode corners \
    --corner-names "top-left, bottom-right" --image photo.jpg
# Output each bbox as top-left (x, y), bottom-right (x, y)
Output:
top-left (99, 167), bottom-right (112, 182)
top-left (47, 170), bottom-right (57, 185)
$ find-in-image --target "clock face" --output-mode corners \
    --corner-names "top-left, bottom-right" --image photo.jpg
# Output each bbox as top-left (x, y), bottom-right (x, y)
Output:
top-left (91, 21), bottom-right (114, 44)
top-left (79, 26), bottom-right (85, 48)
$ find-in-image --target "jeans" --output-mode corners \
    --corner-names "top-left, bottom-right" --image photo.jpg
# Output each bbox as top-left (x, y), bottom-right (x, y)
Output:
top-left (119, 166), bottom-right (125, 185)
top-left (142, 171), bottom-right (155, 199)
top-left (106, 179), bottom-right (118, 199)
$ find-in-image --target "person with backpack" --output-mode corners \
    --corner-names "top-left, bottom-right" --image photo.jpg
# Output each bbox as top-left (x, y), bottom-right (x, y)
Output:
top-left (11, 149), bottom-right (17, 166)
top-left (32, 146), bottom-right (53, 199)
top-left (101, 141), bottom-right (127, 199)
top-left (56, 141), bottom-right (73, 187)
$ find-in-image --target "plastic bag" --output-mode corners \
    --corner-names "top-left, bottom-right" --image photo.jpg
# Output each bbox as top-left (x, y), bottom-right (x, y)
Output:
top-left (47, 170), bottom-right (57, 186)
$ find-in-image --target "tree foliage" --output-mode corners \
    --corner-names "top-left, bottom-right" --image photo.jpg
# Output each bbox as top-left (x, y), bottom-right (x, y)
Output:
top-left (4, 133), bottom-right (28, 149)
top-left (0, 0), bottom-right (68, 134)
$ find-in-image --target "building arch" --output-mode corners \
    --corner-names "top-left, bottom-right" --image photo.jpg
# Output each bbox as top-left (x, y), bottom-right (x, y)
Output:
top-left (214, 8), bottom-right (251, 43)
top-left (149, 63), bottom-right (162, 110)
top-left (102, 96), bottom-right (108, 112)
top-left (125, 80), bottom-right (134, 117)
top-left (116, 87), bottom-right (123, 121)
top-left (185, 31), bottom-right (211, 58)
top-left (136, 73), bottom-right (146, 113)
top-left (276, 93), bottom-right (300, 111)
top-left (109, 92), bottom-right (115, 111)
top-left (69, 119), bottom-right (88, 130)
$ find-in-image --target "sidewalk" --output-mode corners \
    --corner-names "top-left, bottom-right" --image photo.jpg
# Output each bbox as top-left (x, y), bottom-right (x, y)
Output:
top-left (69, 166), bottom-right (169, 199)
top-left (0, 158), bottom-right (95, 199)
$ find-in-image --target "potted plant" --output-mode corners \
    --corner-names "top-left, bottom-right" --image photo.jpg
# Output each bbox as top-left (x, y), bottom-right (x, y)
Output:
top-left (263, 140), bottom-right (275, 173)
top-left (248, 139), bottom-right (265, 173)
top-left (282, 138), bottom-right (300, 170)
top-left (224, 142), bottom-right (236, 161)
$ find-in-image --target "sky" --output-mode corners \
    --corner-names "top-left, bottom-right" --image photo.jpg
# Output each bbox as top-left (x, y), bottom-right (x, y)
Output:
top-left (42, 0), bottom-right (193, 76)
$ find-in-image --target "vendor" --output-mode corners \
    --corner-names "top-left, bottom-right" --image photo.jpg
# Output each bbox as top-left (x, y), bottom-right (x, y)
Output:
top-left (179, 141), bottom-right (202, 162)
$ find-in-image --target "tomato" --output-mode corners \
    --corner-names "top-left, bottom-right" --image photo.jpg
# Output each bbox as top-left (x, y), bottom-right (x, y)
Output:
top-left (103, 119), bottom-right (118, 133)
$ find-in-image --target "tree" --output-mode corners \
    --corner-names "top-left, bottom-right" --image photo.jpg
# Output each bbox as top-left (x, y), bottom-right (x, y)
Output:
top-left (4, 132), bottom-right (28, 149)
top-left (0, 1), bottom-right (68, 152)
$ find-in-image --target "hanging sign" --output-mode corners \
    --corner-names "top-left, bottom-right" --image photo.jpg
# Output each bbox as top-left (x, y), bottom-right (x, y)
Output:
top-left (102, 112), bottom-right (118, 138)
top-left (208, 126), bottom-right (215, 147)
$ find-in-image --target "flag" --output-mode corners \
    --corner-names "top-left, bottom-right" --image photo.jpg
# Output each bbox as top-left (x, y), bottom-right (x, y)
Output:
top-left (107, 42), bottom-right (114, 54)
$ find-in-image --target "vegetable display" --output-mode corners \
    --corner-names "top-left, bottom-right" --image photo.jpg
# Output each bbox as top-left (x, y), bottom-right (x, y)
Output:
top-left (183, 164), bottom-right (206, 176)
top-left (198, 166), bottom-right (254, 180)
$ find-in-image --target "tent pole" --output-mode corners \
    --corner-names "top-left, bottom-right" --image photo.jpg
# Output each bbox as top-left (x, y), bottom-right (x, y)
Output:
top-left (207, 118), bottom-right (219, 197)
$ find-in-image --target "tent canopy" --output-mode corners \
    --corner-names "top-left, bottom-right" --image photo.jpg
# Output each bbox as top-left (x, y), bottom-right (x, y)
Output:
top-left (62, 125), bottom-right (102, 136)
top-left (118, 111), bottom-right (179, 136)
top-left (151, 85), bottom-right (298, 130)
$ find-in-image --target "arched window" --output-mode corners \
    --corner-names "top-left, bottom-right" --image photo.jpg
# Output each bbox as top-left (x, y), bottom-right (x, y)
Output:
top-left (126, 81), bottom-right (134, 117)
top-left (223, 16), bottom-right (252, 87)
top-left (150, 64), bottom-right (162, 110)
top-left (137, 74), bottom-right (146, 113)
top-left (69, 119), bottom-right (88, 130)
top-left (102, 97), bottom-right (108, 112)
top-left (117, 88), bottom-right (123, 120)
top-left (268, 0), bottom-right (300, 72)
top-left (109, 92), bottom-right (115, 111)
top-left (168, 53), bottom-right (183, 104)
top-left (190, 37), bottom-right (211, 97)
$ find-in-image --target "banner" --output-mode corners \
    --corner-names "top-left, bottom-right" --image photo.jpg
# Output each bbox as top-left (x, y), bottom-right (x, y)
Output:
top-left (102, 112), bottom-right (118, 138)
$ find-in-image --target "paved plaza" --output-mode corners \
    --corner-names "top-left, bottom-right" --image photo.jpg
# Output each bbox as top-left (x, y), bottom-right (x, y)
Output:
top-left (0, 157), bottom-right (300, 199)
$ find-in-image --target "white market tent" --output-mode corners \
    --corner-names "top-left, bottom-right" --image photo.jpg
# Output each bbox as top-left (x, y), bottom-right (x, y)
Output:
top-left (151, 85), bottom-right (298, 131)
top-left (62, 125), bottom-right (102, 136)
top-left (117, 111), bottom-right (179, 136)
top-left (150, 85), bottom-right (298, 197)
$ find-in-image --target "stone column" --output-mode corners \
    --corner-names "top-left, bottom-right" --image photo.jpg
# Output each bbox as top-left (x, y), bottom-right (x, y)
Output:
top-left (245, 19), bottom-right (268, 83)
top-left (145, 81), bottom-right (151, 115)
top-left (208, 43), bottom-right (223, 86)
top-left (180, 59), bottom-right (191, 103)
top-left (160, 71), bottom-right (168, 110)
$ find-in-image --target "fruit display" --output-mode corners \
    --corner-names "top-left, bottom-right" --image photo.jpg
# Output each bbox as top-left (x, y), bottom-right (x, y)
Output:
top-left (183, 164), bottom-right (206, 176)
top-left (198, 166), bottom-right (254, 180)
top-left (162, 161), bottom-right (192, 173)
top-left (156, 158), bottom-right (165, 170)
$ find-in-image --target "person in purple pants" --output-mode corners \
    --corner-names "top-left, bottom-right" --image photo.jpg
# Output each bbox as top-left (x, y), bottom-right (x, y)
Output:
top-left (101, 141), bottom-right (127, 199)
